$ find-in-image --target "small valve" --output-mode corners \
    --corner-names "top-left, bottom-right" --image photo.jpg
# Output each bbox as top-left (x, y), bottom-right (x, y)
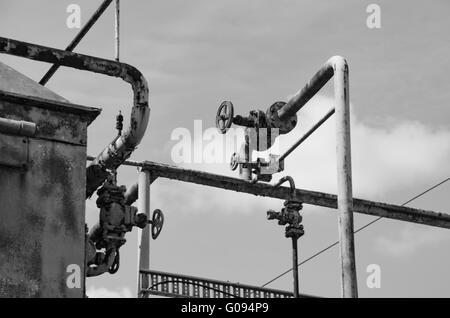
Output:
top-left (116, 110), bottom-right (124, 136)
top-left (267, 199), bottom-right (304, 239)
top-left (230, 153), bottom-right (239, 171)
top-left (150, 209), bottom-right (164, 240)
top-left (216, 101), bottom-right (234, 134)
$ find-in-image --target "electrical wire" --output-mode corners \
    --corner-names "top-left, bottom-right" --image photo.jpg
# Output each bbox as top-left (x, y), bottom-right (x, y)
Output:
top-left (261, 177), bottom-right (450, 287)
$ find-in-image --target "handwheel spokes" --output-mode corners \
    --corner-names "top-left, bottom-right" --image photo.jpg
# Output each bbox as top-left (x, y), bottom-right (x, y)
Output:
top-left (151, 209), bottom-right (164, 240)
top-left (216, 101), bottom-right (234, 134)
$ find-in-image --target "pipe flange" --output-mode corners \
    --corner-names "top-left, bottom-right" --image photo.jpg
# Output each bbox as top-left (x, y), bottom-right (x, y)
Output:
top-left (266, 101), bottom-right (297, 135)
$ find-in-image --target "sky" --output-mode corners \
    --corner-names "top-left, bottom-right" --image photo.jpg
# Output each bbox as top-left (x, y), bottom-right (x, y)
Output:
top-left (1, 0), bottom-right (450, 298)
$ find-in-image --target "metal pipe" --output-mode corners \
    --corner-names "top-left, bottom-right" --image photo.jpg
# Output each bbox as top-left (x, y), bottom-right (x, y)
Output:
top-left (39, 0), bottom-right (115, 85)
top-left (124, 182), bottom-right (139, 206)
top-left (277, 56), bottom-right (357, 297)
top-left (138, 170), bottom-right (151, 293)
top-left (292, 238), bottom-right (299, 298)
top-left (277, 62), bottom-right (334, 120)
top-left (279, 108), bottom-right (335, 162)
top-left (0, 117), bottom-right (36, 137)
top-left (0, 37), bottom-right (150, 197)
top-left (274, 176), bottom-right (296, 196)
top-left (115, 0), bottom-right (120, 61)
top-left (86, 157), bottom-right (450, 229)
top-left (331, 56), bottom-right (357, 298)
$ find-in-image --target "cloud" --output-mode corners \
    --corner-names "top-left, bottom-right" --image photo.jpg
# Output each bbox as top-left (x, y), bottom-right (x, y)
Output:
top-left (375, 225), bottom-right (450, 257)
top-left (86, 286), bottom-right (133, 298)
top-left (157, 95), bottom-right (450, 216)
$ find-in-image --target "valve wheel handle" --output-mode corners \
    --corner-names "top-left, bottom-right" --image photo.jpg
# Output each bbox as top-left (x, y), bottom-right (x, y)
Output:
top-left (216, 101), bottom-right (234, 134)
top-left (230, 152), bottom-right (239, 171)
top-left (151, 209), bottom-right (164, 240)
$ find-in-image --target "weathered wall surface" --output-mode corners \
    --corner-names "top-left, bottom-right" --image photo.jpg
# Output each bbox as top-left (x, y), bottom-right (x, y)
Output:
top-left (0, 91), bottom-right (99, 298)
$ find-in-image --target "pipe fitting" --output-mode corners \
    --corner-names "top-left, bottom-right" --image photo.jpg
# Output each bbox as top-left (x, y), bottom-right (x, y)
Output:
top-left (0, 37), bottom-right (150, 197)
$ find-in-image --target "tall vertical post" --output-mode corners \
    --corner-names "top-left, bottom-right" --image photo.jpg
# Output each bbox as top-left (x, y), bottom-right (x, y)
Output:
top-left (114, 0), bottom-right (120, 61)
top-left (137, 169), bottom-right (151, 297)
top-left (333, 57), bottom-right (358, 298)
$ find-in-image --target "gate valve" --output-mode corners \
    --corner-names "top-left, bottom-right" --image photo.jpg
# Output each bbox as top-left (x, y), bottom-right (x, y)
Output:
top-left (217, 101), bottom-right (287, 183)
top-left (215, 100), bottom-right (298, 135)
top-left (267, 199), bottom-right (304, 239)
top-left (216, 101), bottom-right (268, 134)
top-left (267, 176), bottom-right (304, 239)
top-left (86, 177), bottom-right (154, 277)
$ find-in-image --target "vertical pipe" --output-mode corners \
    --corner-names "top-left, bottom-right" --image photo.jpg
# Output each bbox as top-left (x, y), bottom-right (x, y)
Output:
top-left (115, 0), bottom-right (120, 61)
top-left (137, 169), bottom-right (151, 297)
top-left (292, 238), bottom-right (299, 298)
top-left (333, 57), bottom-right (358, 298)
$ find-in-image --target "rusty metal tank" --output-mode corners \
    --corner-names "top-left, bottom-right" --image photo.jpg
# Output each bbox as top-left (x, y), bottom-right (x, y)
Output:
top-left (0, 61), bottom-right (100, 298)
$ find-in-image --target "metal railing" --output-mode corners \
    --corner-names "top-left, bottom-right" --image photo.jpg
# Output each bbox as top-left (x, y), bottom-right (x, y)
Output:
top-left (139, 269), bottom-right (314, 298)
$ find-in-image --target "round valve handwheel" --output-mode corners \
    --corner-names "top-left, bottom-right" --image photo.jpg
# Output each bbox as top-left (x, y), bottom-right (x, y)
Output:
top-left (151, 209), bottom-right (164, 240)
top-left (230, 152), bottom-right (239, 171)
top-left (216, 101), bottom-right (234, 134)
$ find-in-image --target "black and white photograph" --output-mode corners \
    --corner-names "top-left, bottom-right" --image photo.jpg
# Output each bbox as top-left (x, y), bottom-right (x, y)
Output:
top-left (0, 0), bottom-right (449, 304)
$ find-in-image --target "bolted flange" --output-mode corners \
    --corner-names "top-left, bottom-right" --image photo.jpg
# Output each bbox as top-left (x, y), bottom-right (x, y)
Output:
top-left (266, 101), bottom-right (298, 135)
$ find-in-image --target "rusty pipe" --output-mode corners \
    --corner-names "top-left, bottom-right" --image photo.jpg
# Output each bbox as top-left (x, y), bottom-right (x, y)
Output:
top-left (0, 37), bottom-right (150, 197)
top-left (278, 57), bottom-right (340, 121)
top-left (277, 56), bottom-right (358, 297)
top-left (274, 176), bottom-right (296, 196)
top-left (0, 117), bottom-right (36, 137)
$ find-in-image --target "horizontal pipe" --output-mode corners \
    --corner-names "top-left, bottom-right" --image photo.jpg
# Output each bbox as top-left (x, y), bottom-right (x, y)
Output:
top-left (278, 61), bottom-right (335, 121)
top-left (279, 108), bottom-right (335, 162)
top-left (40, 0), bottom-right (114, 85)
top-left (0, 117), bottom-right (36, 137)
top-left (0, 37), bottom-right (150, 197)
top-left (88, 157), bottom-right (450, 229)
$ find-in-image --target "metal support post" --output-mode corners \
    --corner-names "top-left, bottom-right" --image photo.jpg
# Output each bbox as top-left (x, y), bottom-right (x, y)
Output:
top-left (138, 169), bottom-right (151, 296)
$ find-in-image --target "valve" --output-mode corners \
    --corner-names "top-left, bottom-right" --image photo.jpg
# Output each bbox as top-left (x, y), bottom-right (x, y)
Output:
top-left (215, 101), bottom-right (288, 182)
top-left (86, 173), bottom-right (152, 277)
top-left (230, 152), bottom-right (239, 171)
top-left (150, 209), bottom-right (164, 240)
top-left (267, 176), bottom-right (304, 239)
top-left (267, 199), bottom-right (304, 240)
top-left (267, 176), bottom-right (303, 298)
top-left (216, 101), bottom-right (234, 134)
top-left (116, 110), bottom-right (124, 136)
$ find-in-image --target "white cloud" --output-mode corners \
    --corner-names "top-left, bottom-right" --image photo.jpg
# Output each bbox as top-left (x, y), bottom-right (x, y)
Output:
top-left (86, 286), bottom-right (133, 299)
top-left (375, 225), bottom-right (450, 257)
top-left (157, 95), bottom-right (450, 215)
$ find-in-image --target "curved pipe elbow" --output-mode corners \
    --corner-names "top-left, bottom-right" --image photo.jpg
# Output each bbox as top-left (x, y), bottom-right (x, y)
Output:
top-left (277, 56), bottom-right (348, 121)
top-left (326, 55), bottom-right (348, 74)
top-left (89, 64), bottom-right (150, 171)
top-left (274, 176), bottom-right (296, 196)
top-left (0, 37), bottom-right (150, 197)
